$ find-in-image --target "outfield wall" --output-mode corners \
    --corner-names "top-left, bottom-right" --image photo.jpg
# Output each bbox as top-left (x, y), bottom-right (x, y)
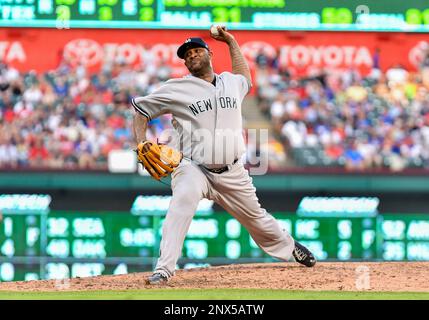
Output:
top-left (2, 171), bottom-right (429, 214)
top-left (2, 171), bottom-right (429, 192)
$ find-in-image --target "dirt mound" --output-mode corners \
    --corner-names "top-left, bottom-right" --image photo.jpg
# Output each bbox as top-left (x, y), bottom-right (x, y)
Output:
top-left (0, 262), bottom-right (427, 292)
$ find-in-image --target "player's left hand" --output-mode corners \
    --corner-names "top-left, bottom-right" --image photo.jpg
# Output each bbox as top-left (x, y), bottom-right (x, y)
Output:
top-left (210, 25), bottom-right (235, 44)
top-left (136, 140), bottom-right (183, 180)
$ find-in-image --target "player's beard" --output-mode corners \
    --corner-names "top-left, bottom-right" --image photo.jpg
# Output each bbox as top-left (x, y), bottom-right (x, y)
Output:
top-left (186, 56), bottom-right (212, 77)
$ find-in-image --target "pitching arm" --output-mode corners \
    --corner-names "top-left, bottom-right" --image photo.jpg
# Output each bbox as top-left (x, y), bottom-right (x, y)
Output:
top-left (211, 26), bottom-right (252, 86)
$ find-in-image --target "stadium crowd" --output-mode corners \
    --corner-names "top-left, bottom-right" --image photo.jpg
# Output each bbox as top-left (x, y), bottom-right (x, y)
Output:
top-left (1, 43), bottom-right (429, 172)
top-left (0, 58), bottom-right (172, 169)
top-left (253, 45), bottom-right (429, 171)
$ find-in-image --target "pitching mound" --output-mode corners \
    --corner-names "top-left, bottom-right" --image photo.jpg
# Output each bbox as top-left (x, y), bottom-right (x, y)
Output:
top-left (0, 262), bottom-right (427, 292)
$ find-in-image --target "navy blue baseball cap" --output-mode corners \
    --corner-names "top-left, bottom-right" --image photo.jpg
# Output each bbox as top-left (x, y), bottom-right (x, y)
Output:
top-left (177, 37), bottom-right (210, 59)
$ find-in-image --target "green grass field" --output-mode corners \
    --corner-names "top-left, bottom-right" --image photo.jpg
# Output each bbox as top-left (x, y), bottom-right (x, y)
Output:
top-left (0, 289), bottom-right (428, 300)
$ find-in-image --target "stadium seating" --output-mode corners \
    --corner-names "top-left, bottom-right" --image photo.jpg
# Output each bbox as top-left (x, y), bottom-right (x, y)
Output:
top-left (1, 50), bottom-right (429, 172)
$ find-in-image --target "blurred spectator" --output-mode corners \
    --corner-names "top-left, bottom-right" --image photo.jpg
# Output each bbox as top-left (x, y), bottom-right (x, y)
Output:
top-left (2, 49), bottom-right (429, 173)
top-left (0, 59), bottom-right (173, 170)
top-left (344, 141), bottom-right (365, 170)
top-left (325, 142), bottom-right (343, 160)
top-left (255, 48), bottom-right (270, 69)
top-left (420, 42), bottom-right (429, 89)
top-left (386, 64), bottom-right (409, 85)
top-left (372, 48), bottom-right (381, 70)
top-left (28, 136), bottom-right (50, 167)
top-left (253, 48), bottom-right (429, 171)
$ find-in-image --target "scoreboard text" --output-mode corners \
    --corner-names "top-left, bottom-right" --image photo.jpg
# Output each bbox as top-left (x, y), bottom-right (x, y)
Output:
top-left (1, 210), bottom-right (429, 281)
top-left (1, 0), bottom-right (429, 32)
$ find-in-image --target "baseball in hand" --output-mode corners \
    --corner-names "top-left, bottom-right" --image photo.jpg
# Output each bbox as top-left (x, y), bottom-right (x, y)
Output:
top-left (210, 24), bottom-right (224, 36)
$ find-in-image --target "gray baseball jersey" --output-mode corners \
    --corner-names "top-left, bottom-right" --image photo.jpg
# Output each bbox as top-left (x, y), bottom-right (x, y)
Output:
top-left (132, 72), bottom-right (249, 168)
top-left (132, 72), bottom-right (295, 278)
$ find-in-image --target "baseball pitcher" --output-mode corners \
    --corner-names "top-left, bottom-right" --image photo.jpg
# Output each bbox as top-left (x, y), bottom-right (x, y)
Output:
top-left (132, 26), bottom-right (316, 284)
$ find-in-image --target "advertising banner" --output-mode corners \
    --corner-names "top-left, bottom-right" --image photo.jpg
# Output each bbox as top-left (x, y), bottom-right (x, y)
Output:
top-left (1, 28), bottom-right (428, 76)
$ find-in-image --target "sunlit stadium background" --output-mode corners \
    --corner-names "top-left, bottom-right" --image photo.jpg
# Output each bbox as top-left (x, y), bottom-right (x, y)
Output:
top-left (1, 0), bottom-right (429, 282)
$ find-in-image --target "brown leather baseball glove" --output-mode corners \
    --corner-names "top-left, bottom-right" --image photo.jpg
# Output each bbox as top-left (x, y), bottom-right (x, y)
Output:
top-left (136, 141), bottom-right (182, 180)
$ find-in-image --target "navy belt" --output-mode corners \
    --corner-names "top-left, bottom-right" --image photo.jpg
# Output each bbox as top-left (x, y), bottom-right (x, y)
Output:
top-left (204, 159), bottom-right (238, 174)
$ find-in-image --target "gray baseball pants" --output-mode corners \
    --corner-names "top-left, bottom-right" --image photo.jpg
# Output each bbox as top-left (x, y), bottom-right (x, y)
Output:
top-left (154, 158), bottom-right (295, 278)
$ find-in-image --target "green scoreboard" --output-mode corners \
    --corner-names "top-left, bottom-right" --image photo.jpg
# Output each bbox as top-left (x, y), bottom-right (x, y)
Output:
top-left (1, 205), bottom-right (429, 281)
top-left (1, 0), bottom-right (429, 32)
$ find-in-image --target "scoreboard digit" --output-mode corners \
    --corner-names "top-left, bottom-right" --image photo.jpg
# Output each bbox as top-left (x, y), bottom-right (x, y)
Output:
top-left (0, 214), bottom-right (44, 281)
top-left (381, 215), bottom-right (429, 260)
